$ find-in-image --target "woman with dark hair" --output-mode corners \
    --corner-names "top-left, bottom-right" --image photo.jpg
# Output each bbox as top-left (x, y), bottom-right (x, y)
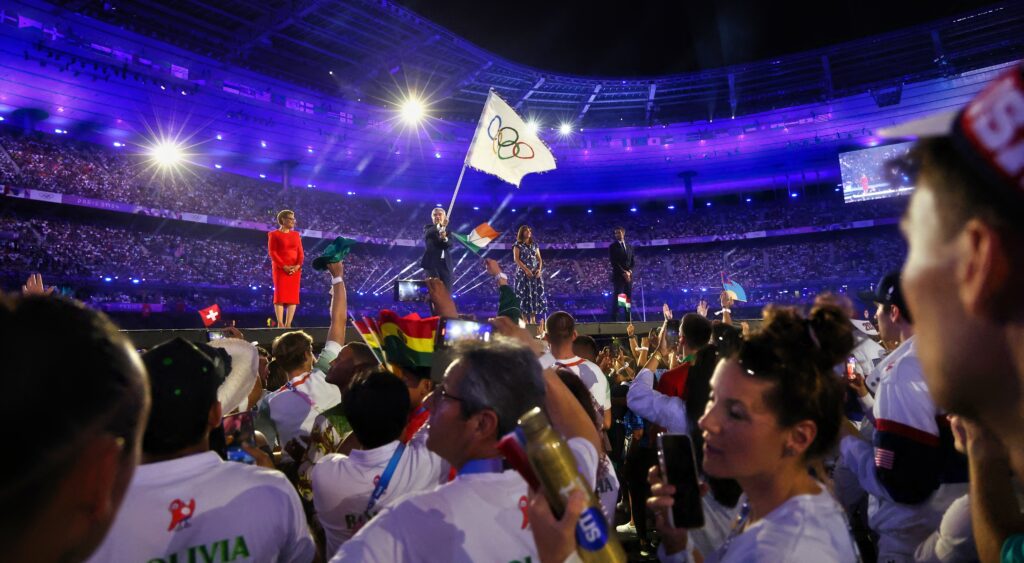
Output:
top-left (529, 304), bottom-right (860, 562)
top-left (268, 209), bottom-right (303, 327)
top-left (512, 225), bottom-right (546, 325)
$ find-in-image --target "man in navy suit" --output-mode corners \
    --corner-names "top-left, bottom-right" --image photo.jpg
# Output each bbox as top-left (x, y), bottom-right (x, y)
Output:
top-left (608, 226), bottom-right (634, 321)
top-left (421, 207), bottom-right (453, 290)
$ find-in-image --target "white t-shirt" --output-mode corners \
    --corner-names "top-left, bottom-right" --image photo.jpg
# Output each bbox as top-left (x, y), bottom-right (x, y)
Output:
top-left (544, 355), bottom-right (612, 413)
top-left (331, 437), bottom-right (599, 563)
top-left (660, 485), bottom-right (858, 563)
top-left (87, 451), bottom-right (314, 563)
top-left (313, 429), bottom-right (450, 555)
top-left (266, 341), bottom-right (343, 456)
top-left (595, 456), bottom-right (620, 527)
top-left (914, 494), bottom-right (976, 563)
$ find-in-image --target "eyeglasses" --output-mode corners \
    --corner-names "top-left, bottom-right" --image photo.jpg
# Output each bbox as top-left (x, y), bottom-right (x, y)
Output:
top-left (435, 384), bottom-right (466, 404)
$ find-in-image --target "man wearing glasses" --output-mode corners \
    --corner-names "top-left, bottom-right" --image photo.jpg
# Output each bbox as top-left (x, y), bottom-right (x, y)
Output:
top-left (332, 337), bottom-right (602, 562)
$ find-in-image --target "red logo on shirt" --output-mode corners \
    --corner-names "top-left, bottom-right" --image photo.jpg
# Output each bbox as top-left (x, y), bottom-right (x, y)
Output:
top-left (518, 496), bottom-right (529, 529)
top-left (168, 498), bottom-right (196, 531)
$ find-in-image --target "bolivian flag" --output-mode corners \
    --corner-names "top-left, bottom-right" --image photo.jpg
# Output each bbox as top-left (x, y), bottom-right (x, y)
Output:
top-left (351, 316), bottom-right (385, 365)
top-left (451, 223), bottom-right (501, 255)
top-left (378, 310), bottom-right (438, 368)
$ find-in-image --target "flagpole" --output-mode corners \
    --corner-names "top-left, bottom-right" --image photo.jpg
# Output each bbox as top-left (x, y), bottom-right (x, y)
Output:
top-left (640, 278), bottom-right (646, 322)
top-left (445, 163), bottom-right (468, 220)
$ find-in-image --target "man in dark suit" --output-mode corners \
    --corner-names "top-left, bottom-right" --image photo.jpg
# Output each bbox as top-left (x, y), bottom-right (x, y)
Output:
top-left (421, 207), bottom-right (453, 290)
top-left (608, 226), bottom-right (634, 321)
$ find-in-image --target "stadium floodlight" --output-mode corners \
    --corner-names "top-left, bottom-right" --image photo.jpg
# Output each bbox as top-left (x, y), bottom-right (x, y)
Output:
top-left (558, 122), bottom-right (572, 136)
top-left (148, 140), bottom-right (183, 167)
top-left (400, 95), bottom-right (426, 125)
top-left (526, 120), bottom-right (540, 135)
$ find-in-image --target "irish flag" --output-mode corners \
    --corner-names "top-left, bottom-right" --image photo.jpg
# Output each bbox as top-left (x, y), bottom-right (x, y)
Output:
top-left (465, 90), bottom-right (556, 187)
top-left (617, 294), bottom-right (631, 310)
top-left (378, 310), bottom-right (438, 369)
top-left (452, 223), bottom-right (501, 255)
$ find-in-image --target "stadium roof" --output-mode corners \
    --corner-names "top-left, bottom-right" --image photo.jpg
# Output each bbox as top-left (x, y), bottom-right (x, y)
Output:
top-left (56, 0), bottom-right (1024, 128)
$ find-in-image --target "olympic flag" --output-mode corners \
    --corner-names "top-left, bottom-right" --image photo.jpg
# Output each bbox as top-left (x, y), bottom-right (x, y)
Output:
top-left (464, 90), bottom-right (556, 187)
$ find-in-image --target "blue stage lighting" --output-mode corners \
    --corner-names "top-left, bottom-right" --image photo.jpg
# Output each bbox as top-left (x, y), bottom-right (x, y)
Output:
top-left (214, 164), bottom-right (222, 169)
top-left (667, 205), bottom-right (675, 210)
top-left (259, 173), bottom-right (266, 179)
top-left (629, 207), bottom-right (637, 212)
top-left (547, 209), bottom-right (553, 214)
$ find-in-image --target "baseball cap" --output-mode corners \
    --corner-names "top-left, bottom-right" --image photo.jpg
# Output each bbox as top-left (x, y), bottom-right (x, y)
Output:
top-left (858, 271), bottom-right (908, 313)
top-left (880, 62), bottom-right (1024, 205)
top-left (141, 338), bottom-right (229, 454)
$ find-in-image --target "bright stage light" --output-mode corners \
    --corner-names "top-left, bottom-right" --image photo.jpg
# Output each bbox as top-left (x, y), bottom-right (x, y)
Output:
top-left (148, 141), bottom-right (183, 167)
top-left (558, 123), bottom-right (572, 136)
top-left (526, 121), bottom-right (539, 135)
top-left (400, 96), bottom-right (425, 125)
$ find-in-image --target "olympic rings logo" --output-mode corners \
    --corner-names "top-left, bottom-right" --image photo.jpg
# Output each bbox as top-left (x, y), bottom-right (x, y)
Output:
top-left (487, 115), bottom-right (536, 160)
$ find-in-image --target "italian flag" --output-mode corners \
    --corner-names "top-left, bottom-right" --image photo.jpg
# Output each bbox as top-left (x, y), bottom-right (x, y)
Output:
top-left (617, 294), bottom-right (631, 310)
top-left (452, 223), bottom-right (501, 255)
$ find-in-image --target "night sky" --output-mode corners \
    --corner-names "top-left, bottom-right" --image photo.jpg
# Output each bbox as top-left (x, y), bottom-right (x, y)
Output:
top-left (396, 0), bottom-right (1003, 77)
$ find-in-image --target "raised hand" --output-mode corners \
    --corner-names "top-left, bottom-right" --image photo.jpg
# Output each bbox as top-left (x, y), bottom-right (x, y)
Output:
top-left (696, 299), bottom-right (709, 317)
top-left (662, 303), bottom-right (672, 319)
top-left (22, 273), bottom-right (55, 296)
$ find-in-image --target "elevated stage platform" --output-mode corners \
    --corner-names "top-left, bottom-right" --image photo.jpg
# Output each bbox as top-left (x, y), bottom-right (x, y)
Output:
top-left (122, 322), bottom-right (671, 350)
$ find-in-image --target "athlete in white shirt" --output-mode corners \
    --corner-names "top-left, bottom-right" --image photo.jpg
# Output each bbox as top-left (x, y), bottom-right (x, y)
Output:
top-left (313, 369), bottom-right (449, 554)
top-left (842, 276), bottom-right (968, 561)
top-left (89, 337), bottom-right (315, 562)
top-left (259, 262), bottom-right (354, 458)
top-left (332, 336), bottom-right (603, 562)
top-left (542, 311), bottom-right (611, 429)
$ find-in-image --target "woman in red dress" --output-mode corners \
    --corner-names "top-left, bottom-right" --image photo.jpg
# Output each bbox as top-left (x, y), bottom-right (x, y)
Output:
top-left (268, 209), bottom-right (304, 327)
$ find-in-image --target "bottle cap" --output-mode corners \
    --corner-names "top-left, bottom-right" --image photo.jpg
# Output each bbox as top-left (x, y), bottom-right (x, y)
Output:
top-left (518, 406), bottom-right (549, 435)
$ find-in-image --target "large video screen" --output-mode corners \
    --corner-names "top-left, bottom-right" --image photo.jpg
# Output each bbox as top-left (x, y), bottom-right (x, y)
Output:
top-left (838, 141), bottom-right (915, 203)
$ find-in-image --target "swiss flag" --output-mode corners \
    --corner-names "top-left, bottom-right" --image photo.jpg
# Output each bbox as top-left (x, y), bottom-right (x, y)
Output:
top-left (198, 304), bottom-right (221, 327)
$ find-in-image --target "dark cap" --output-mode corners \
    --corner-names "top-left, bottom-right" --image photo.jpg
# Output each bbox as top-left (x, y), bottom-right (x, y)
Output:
top-left (141, 338), bottom-right (228, 454)
top-left (858, 271), bottom-right (909, 312)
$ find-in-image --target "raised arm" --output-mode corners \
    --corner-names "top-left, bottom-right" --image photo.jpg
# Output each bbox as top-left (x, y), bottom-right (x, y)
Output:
top-left (325, 262), bottom-right (347, 346)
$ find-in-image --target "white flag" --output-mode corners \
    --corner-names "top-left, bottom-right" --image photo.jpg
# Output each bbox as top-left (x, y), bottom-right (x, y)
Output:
top-left (465, 90), bottom-right (556, 187)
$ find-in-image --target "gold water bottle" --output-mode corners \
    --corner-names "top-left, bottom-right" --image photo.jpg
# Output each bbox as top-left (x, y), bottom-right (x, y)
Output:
top-left (519, 407), bottom-right (626, 563)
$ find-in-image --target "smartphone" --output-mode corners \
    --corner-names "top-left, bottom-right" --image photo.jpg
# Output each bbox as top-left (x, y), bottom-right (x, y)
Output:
top-left (430, 318), bottom-right (494, 383)
top-left (657, 433), bottom-right (704, 528)
top-left (664, 319), bottom-right (681, 349)
top-left (207, 330), bottom-right (225, 341)
top-left (394, 279), bottom-right (430, 302)
top-left (846, 356), bottom-right (858, 380)
top-left (438, 318), bottom-right (493, 346)
top-left (222, 411), bottom-right (256, 465)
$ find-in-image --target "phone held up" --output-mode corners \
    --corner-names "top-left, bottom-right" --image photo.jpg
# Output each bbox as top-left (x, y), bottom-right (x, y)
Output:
top-left (657, 433), bottom-right (705, 529)
top-left (430, 317), bottom-right (494, 383)
top-left (394, 279), bottom-right (431, 302)
top-left (222, 411), bottom-right (256, 465)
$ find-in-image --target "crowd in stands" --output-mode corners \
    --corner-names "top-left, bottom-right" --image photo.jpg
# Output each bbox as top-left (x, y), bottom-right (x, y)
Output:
top-left (0, 128), bottom-right (907, 246)
top-left (0, 211), bottom-right (903, 325)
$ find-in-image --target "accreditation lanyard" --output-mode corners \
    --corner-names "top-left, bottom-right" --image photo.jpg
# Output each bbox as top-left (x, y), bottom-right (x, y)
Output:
top-left (457, 457), bottom-right (504, 475)
top-left (364, 442), bottom-right (407, 515)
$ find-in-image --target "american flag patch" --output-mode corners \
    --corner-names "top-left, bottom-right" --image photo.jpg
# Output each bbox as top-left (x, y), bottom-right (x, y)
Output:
top-left (875, 448), bottom-right (895, 469)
